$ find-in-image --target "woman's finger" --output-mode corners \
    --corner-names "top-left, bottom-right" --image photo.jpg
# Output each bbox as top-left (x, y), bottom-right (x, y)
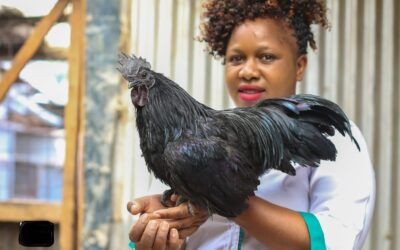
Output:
top-left (154, 203), bottom-right (190, 219)
top-left (127, 195), bottom-right (164, 215)
top-left (167, 228), bottom-right (180, 250)
top-left (167, 212), bottom-right (209, 230)
top-left (166, 217), bottom-right (193, 230)
top-left (136, 220), bottom-right (159, 249)
top-left (127, 201), bottom-right (141, 215)
top-left (127, 197), bottom-right (151, 215)
top-left (153, 221), bottom-right (170, 250)
top-left (129, 213), bottom-right (159, 242)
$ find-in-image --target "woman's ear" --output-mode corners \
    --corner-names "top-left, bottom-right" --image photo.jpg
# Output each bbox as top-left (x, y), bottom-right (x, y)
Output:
top-left (296, 55), bottom-right (308, 81)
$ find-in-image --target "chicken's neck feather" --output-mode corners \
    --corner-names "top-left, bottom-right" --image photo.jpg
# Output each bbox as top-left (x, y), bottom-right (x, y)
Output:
top-left (135, 72), bottom-right (211, 153)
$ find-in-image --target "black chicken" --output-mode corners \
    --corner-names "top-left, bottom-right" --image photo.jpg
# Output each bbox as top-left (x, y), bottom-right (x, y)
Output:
top-left (119, 53), bottom-right (360, 217)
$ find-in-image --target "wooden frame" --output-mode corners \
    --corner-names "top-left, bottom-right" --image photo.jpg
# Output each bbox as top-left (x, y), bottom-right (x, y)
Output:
top-left (0, 0), bottom-right (69, 102)
top-left (0, 1), bottom-right (85, 249)
top-left (0, 202), bottom-right (61, 222)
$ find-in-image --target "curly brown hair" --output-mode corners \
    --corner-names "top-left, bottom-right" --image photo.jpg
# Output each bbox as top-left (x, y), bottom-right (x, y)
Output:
top-left (199, 0), bottom-right (329, 58)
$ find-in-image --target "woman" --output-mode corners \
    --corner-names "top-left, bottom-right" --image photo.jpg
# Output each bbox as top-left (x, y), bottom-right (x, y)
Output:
top-left (127, 0), bottom-right (375, 249)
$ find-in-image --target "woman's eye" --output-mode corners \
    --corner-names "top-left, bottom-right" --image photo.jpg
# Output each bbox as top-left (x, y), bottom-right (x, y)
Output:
top-left (227, 55), bottom-right (244, 64)
top-left (260, 54), bottom-right (276, 62)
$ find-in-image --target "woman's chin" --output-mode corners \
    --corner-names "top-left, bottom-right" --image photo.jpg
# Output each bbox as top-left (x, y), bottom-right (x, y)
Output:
top-left (236, 99), bottom-right (260, 108)
top-left (235, 94), bottom-right (268, 107)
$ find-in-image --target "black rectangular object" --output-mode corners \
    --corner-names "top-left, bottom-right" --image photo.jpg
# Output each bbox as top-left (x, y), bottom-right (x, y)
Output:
top-left (19, 221), bottom-right (54, 247)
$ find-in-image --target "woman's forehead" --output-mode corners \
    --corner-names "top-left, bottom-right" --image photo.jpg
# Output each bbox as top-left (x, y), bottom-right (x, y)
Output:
top-left (228, 17), bottom-right (298, 53)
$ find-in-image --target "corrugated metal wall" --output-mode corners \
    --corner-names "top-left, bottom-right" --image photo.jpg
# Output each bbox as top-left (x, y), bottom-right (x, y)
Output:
top-left (302, 1), bottom-right (400, 249)
top-left (116, 0), bottom-right (400, 249)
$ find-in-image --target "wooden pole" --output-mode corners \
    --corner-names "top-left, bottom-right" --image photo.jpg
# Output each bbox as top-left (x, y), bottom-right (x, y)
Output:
top-left (61, 0), bottom-right (85, 249)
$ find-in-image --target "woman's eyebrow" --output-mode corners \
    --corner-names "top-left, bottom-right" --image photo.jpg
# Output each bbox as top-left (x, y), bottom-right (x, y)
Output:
top-left (255, 45), bottom-right (272, 52)
top-left (226, 47), bottom-right (243, 54)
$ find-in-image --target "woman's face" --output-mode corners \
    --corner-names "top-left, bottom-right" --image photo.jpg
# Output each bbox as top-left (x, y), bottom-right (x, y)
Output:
top-left (224, 17), bottom-right (307, 107)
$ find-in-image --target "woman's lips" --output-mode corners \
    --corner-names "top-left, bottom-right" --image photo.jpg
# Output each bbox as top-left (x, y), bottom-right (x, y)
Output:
top-left (238, 85), bottom-right (265, 102)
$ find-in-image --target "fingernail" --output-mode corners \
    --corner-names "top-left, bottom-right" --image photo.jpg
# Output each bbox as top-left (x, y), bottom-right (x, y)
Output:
top-left (171, 228), bottom-right (178, 238)
top-left (127, 201), bottom-right (133, 211)
top-left (127, 201), bottom-right (138, 211)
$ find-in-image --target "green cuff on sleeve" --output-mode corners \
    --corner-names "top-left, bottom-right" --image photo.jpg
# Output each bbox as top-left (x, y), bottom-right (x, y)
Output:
top-left (299, 212), bottom-right (326, 250)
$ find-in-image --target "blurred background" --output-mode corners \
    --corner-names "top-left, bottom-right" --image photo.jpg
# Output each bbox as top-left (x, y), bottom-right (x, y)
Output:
top-left (0, 0), bottom-right (398, 249)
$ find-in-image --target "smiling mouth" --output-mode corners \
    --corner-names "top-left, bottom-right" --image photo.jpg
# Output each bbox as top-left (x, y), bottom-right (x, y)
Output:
top-left (238, 86), bottom-right (265, 102)
top-left (239, 91), bottom-right (264, 102)
top-left (239, 89), bottom-right (264, 94)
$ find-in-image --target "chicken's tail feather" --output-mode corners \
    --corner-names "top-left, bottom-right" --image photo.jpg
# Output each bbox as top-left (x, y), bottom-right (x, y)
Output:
top-left (258, 94), bottom-right (360, 150)
top-left (245, 94), bottom-right (360, 174)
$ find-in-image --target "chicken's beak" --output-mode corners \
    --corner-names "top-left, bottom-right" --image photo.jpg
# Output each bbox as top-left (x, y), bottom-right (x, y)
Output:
top-left (128, 80), bottom-right (141, 89)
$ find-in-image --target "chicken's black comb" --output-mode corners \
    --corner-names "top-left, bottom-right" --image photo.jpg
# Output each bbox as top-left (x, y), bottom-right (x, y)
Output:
top-left (118, 52), bottom-right (151, 80)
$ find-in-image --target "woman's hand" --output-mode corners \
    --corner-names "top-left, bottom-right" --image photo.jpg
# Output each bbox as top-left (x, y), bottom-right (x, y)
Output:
top-left (127, 194), bottom-right (167, 215)
top-left (154, 201), bottom-right (209, 239)
top-left (127, 195), bottom-right (183, 250)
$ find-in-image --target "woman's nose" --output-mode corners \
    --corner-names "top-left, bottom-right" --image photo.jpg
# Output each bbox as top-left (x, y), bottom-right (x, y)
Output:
top-left (238, 58), bottom-right (260, 81)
